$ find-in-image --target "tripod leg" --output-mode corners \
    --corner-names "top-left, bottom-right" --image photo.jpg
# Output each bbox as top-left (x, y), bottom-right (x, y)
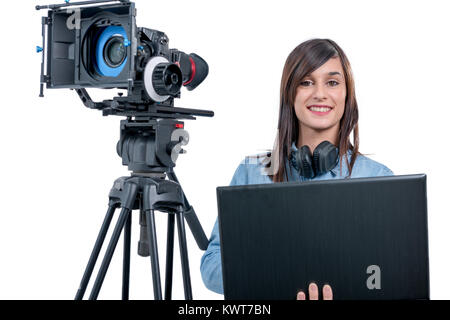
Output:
top-left (164, 213), bottom-right (175, 300)
top-left (89, 207), bottom-right (131, 300)
top-left (145, 209), bottom-right (163, 300)
top-left (176, 205), bottom-right (193, 300)
top-left (122, 212), bottom-right (132, 300)
top-left (75, 203), bottom-right (116, 300)
top-left (168, 171), bottom-right (209, 250)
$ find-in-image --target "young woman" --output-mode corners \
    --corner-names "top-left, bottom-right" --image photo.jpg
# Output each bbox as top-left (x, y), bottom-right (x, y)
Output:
top-left (200, 38), bottom-right (393, 300)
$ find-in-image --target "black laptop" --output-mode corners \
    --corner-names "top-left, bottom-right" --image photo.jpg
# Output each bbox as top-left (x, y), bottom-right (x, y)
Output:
top-left (216, 174), bottom-right (429, 300)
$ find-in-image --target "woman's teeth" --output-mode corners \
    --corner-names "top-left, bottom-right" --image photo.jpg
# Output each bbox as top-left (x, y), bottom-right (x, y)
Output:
top-left (309, 107), bottom-right (331, 112)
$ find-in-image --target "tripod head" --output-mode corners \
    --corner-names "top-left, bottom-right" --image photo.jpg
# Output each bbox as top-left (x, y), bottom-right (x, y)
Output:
top-left (75, 87), bottom-right (213, 173)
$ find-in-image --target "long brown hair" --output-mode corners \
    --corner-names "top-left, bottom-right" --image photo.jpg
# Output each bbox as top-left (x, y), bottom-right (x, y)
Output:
top-left (266, 38), bottom-right (360, 182)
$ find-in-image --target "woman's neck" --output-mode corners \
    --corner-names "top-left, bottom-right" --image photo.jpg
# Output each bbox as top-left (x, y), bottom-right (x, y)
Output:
top-left (297, 124), bottom-right (340, 152)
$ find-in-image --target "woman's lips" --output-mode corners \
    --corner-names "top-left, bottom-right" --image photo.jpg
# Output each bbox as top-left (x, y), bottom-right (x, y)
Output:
top-left (307, 105), bottom-right (333, 116)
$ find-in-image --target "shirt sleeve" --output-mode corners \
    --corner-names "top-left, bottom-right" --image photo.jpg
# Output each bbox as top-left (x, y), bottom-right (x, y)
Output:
top-left (200, 161), bottom-right (248, 294)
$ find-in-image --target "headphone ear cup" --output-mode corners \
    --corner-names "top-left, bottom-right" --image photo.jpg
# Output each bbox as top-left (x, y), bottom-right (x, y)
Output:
top-left (313, 141), bottom-right (339, 175)
top-left (297, 145), bottom-right (314, 179)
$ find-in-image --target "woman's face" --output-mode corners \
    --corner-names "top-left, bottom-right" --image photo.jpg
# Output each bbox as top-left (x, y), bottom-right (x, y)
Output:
top-left (294, 57), bottom-right (346, 133)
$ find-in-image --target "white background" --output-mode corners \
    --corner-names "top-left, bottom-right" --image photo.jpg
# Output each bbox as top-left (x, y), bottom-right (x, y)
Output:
top-left (0, 0), bottom-right (448, 300)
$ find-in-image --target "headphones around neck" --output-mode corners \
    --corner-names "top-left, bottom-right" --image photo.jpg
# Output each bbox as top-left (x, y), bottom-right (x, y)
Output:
top-left (291, 141), bottom-right (339, 179)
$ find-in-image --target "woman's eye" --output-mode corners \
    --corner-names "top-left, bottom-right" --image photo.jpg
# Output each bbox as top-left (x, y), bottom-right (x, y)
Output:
top-left (300, 80), bottom-right (313, 86)
top-left (328, 80), bottom-right (339, 86)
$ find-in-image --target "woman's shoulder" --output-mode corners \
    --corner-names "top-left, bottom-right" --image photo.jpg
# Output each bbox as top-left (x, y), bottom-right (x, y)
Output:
top-left (351, 153), bottom-right (394, 177)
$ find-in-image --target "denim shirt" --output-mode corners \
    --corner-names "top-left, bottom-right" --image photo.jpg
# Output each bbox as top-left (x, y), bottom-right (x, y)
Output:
top-left (200, 143), bottom-right (394, 294)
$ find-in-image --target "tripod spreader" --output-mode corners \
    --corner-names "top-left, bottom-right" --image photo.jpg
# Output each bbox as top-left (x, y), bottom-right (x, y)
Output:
top-left (138, 202), bottom-right (208, 256)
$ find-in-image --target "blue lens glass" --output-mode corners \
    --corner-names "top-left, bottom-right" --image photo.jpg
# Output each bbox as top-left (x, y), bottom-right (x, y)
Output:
top-left (95, 26), bottom-right (128, 77)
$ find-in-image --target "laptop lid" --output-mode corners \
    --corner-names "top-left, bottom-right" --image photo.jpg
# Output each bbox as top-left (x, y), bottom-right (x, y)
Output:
top-left (217, 174), bottom-right (429, 300)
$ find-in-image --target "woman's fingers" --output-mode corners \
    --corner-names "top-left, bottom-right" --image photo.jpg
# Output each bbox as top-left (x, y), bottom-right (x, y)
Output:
top-left (297, 291), bottom-right (306, 300)
top-left (323, 284), bottom-right (333, 300)
top-left (308, 283), bottom-right (319, 300)
top-left (297, 283), bottom-right (333, 300)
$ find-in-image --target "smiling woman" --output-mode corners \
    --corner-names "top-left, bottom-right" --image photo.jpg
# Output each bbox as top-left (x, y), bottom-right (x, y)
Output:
top-left (200, 38), bottom-right (394, 299)
top-left (270, 38), bottom-right (360, 182)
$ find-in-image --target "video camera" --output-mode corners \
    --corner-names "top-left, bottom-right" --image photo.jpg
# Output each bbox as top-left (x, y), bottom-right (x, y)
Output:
top-left (37, 0), bottom-right (211, 118)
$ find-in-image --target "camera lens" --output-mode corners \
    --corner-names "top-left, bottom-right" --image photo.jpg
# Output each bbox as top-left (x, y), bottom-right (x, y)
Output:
top-left (103, 36), bottom-right (127, 68)
top-left (92, 26), bottom-right (129, 77)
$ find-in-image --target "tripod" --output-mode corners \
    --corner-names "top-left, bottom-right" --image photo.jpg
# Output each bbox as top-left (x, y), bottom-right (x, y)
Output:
top-left (74, 117), bottom-right (210, 300)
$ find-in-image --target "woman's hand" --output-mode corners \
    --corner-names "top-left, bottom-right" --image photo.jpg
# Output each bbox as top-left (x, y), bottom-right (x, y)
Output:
top-left (297, 283), bottom-right (333, 300)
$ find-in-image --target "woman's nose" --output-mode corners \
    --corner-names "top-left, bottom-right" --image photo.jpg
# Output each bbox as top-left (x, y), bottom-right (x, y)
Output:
top-left (313, 83), bottom-right (327, 100)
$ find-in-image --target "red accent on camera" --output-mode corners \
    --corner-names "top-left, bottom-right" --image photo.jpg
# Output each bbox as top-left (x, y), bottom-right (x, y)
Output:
top-left (183, 56), bottom-right (196, 86)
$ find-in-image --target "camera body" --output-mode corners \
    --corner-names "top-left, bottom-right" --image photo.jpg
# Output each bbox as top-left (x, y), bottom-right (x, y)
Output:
top-left (42, 1), bottom-right (207, 105)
